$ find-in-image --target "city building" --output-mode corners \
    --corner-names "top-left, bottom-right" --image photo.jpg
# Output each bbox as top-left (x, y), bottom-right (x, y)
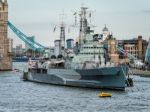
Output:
top-left (0, 0), bottom-right (12, 70)
top-left (107, 38), bottom-right (119, 64)
top-left (102, 25), bottom-right (110, 41)
top-left (25, 36), bottom-right (35, 51)
top-left (12, 44), bottom-right (25, 57)
top-left (118, 36), bottom-right (148, 61)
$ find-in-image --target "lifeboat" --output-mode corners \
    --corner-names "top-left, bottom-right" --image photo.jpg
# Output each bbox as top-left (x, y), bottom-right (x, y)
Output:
top-left (98, 92), bottom-right (112, 97)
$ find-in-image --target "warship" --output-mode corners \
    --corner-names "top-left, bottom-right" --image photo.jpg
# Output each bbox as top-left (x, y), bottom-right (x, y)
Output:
top-left (23, 7), bottom-right (132, 90)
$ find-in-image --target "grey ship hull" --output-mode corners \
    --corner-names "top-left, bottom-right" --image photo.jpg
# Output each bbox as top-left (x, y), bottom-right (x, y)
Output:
top-left (23, 66), bottom-right (127, 90)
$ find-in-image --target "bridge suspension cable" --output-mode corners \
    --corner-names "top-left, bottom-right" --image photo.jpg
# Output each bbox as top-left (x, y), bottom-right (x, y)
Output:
top-left (8, 21), bottom-right (46, 52)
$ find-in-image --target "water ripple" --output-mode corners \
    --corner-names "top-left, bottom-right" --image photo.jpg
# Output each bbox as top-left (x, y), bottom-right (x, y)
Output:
top-left (0, 62), bottom-right (150, 112)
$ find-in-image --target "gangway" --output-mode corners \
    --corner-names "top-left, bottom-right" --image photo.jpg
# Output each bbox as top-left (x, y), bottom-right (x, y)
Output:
top-left (8, 21), bottom-right (46, 52)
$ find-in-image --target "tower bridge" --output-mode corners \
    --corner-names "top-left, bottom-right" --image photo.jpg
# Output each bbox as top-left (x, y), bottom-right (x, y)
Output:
top-left (0, 0), bottom-right (46, 70)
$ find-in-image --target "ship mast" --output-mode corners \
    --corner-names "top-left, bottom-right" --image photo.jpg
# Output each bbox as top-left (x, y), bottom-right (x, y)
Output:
top-left (60, 22), bottom-right (65, 51)
top-left (79, 7), bottom-right (88, 46)
top-left (59, 11), bottom-right (66, 56)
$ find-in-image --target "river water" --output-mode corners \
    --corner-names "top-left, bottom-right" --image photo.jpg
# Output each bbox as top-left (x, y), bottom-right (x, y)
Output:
top-left (0, 62), bottom-right (150, 112)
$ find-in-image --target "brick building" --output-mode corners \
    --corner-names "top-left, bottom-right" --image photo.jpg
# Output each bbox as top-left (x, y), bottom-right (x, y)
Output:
top-left (118, 36), bottom-right (148, 61)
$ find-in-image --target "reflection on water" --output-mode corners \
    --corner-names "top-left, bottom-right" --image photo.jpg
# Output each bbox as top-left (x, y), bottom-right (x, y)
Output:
top-left (0, 62), bottom-right (150, 112)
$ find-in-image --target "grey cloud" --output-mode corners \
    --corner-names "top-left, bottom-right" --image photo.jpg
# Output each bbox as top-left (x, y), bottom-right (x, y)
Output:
top-left (141, 10), bottom-right (150, 13)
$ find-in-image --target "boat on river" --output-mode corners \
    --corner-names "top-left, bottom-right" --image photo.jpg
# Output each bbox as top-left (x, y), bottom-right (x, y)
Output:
top-left (23, 7), bottom-right (132, 91)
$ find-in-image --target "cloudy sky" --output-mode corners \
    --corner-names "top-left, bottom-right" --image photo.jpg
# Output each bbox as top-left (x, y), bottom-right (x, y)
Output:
top-left (7, 0), bottom-right (150, 47)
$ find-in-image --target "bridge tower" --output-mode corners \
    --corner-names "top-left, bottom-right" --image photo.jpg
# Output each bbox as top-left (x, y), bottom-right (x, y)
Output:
top-left (0, 0), bottom-right (12, 70)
